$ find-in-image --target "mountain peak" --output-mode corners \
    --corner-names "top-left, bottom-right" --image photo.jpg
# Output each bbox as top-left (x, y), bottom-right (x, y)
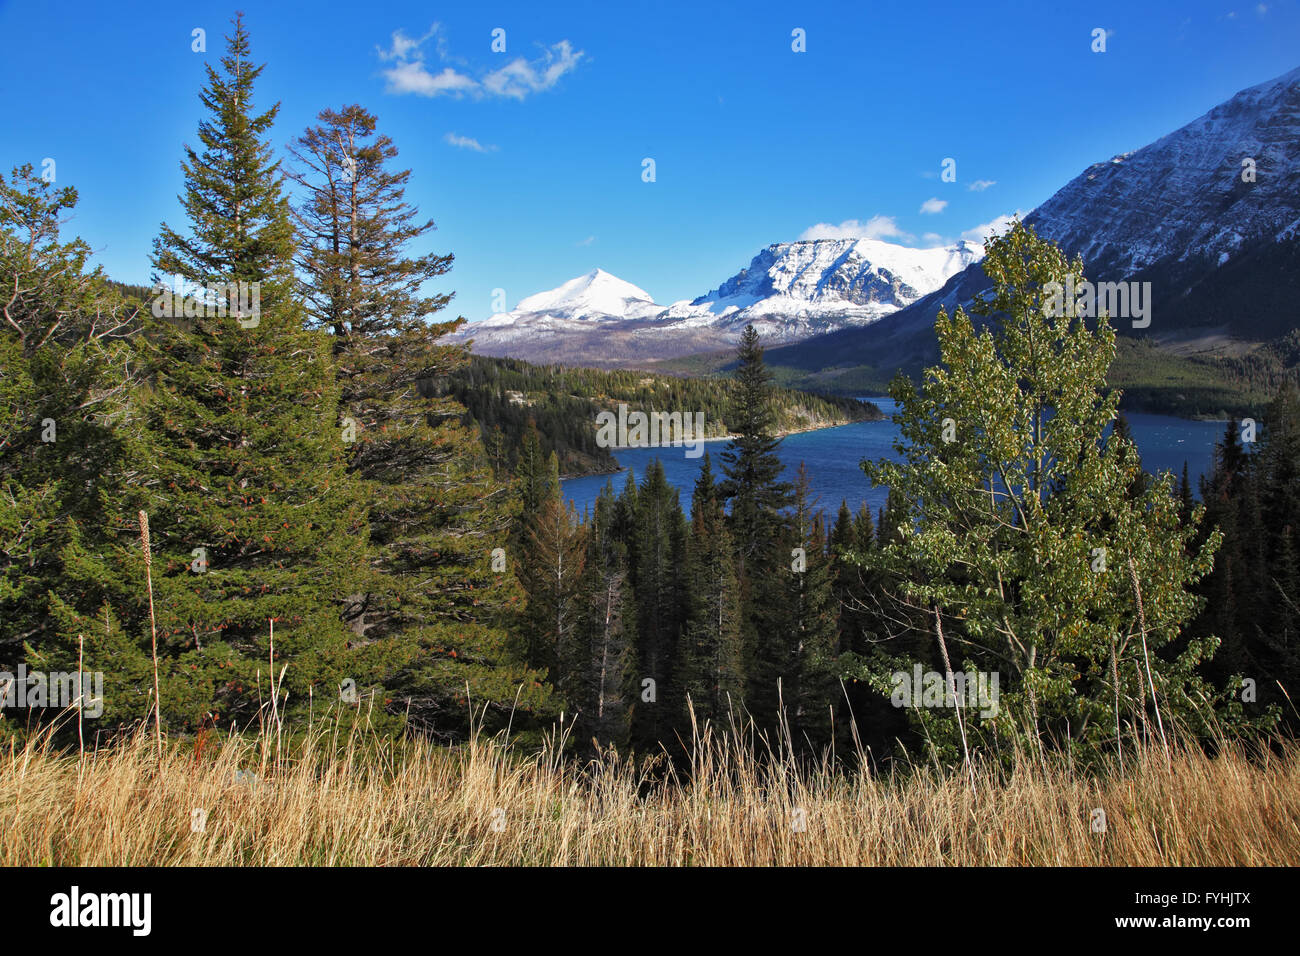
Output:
top-left (512, 269), bottom-right (659, 319)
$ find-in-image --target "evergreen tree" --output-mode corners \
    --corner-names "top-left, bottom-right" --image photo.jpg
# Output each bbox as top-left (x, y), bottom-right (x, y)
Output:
top-left (718, 325), bottom-right (797, 736)
top-left (286, 100), bottom-right (550, 737)
top-left (761, 465), bottom-right (839, 748)
top-left (1258, 388), bottom-right (1300, 702)
top-left (1178, 462), bottom-right (1194, 526)
top-left (852, 503), bottom-right (875, 551)
top-left (137, 14), bottom-right (373, 729)
top-left (566, 482), bottom-right (634, 748)
top-left (523, 498), bottom-right (588, 690)
top-left (679, 454), bottom-right (744, 728)
top-left (877, 488), bottom-right (909, 548)
top-left (1190, 389), bottom-right (1300, 724)
top-left (628, 459), bottom-right (688, 749)
top-left (1110, 413), bottom-right (1149, 499)
top-left (719, 324), bottom-right (792, 568)
top-left (612, 469), bottom-right (639, 545)
top-left (286, 104), bottom-right (453, 344)
top-left (514, 424), bottom-right (557, 539)
top-left (0, 163), bottom-right (146, 731)
top-left (829, 501), bottom-right (863, 655)
top-left (519, 452), bottom-right (586, 680)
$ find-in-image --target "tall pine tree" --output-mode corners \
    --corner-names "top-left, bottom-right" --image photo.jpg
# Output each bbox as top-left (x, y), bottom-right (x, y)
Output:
top-left (720, 324), bottom-right (792, 568)
top-left (138, 14), bottom-right (372, 730)
top-left (285, 101), bottom-right (551, 738)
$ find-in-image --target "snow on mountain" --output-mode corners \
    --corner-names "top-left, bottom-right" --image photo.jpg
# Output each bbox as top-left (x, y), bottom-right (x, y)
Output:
top-left (661, 237), bottom-right (983, 342)
top-left (442, 268), bottom-right (665, 354)
top-left (1027, 64), bottom-right (1300, 276)
top-left (513, 268), bottom-right (662, 320)
top-left (762, 63), bottom-right (1300, 387)
top-left (444, 239), bottom-right (984, 363)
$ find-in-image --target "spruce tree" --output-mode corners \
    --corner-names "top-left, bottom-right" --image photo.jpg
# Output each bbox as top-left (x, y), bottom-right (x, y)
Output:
top-left (286, 104), bottom-right (453, 344)
top-left (0, 163), bottom-right (147, 731)
top-left (1191, 388), bottom-right (1300, 724)
top-left (1259, 388), bottom-right (1300, 705)
top-left (566, 482), bottom-right (634, 748)
top-left (628, 459), bottom-right (688, 749)
top-left (719, 325), bottom-right (795, 735)
top-left (719, 324), bottom-right (792, 567)
top-left (1111, 413), bottom-right (1149, 498)
top-left (761, 464), bottom-right (838, 748)
top-left (829, 500), bottom-right (862, 655)
top-left (679, 454), bottom-right (744, 728)
top-left (138, 14), bottom-right (372, 729)
top-left (286, 101), bottom-right (551, 737)
top-left (1178, 462), bottom-right (1194, 525)
top-left (612, 469), bottom-right (639, 545)
top-left (515, 423), bottom-right (557, 538)
top-left (518, 452), bottom-right (586, 680)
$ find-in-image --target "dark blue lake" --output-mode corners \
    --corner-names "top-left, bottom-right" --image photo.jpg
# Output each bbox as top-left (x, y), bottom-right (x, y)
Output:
top-left (561, 399), bottom-right (1229, 520)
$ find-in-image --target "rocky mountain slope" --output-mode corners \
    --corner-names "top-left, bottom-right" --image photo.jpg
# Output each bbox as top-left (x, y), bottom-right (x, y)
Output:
top-left (762, 64), bottom-right (1300, 404)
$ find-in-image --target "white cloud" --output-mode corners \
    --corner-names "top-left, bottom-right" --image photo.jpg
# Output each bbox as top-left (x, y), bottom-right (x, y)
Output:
top-left (968, 179), bottom-right (996, 192)
top-left (1257, 4), bottom-right (1269, 15)
top-left (961, 211), bottom-right (1026, 243)
top-left (482, 41), bottom-right (584, 100)
top-left (798, 215), bottom-right (912, 242)
top-left (921, 232), bottom-right (946, 245)
top-left (444, 132), bottom-right (497, 152)
top-left (576, 235), bottom-right (596, 247)
top-left (388, 63), bottom-right (479, 97)
top-left (377, 25), bottom-right (439, 62)
top-left (379, 26), bottom-right (583, 100)
top-left (919, 197), bottom-right (948, 215)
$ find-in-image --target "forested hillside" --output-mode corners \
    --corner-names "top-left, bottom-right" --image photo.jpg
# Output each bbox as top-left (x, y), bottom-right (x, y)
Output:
top-left (447, 355), bottom-right (882, 476)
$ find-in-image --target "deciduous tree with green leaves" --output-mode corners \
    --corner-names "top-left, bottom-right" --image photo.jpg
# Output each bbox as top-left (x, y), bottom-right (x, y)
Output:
top-left (856, 221), bottom-right (1234, 760)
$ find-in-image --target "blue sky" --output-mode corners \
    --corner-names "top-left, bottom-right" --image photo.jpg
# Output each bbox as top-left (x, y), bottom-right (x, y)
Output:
top-left (1, 0), bottom-right (1297, 321)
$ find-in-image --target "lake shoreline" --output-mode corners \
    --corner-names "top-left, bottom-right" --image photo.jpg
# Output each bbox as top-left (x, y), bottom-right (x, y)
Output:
top-left (558, 418), bottom-right (877, 480)
top-left (561, 403), bottom-right (1230, 515)
top-left (559, 396), bottom-right (1230, 483)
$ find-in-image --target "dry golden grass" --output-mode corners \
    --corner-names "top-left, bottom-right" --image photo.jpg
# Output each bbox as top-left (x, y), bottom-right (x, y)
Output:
top-left (2, 715), bottom-right (1299, 867)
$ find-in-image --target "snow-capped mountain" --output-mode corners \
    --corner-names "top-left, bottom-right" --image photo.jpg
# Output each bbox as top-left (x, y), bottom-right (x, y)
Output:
top-left (448, 64), bottom-right (1300, 372)
top-left (660, 237), bottom-right (982, 342)
top-left (452, 269), bottom-right (661, 347)
top-left (444, 240), bottom-right (983, 365)
top-left (1026, 64), bottom-right (1300, 277)
top-left (513, 269), bottom-right (662, 322)
top-left (764, 63), bottom-right (1300, 390)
